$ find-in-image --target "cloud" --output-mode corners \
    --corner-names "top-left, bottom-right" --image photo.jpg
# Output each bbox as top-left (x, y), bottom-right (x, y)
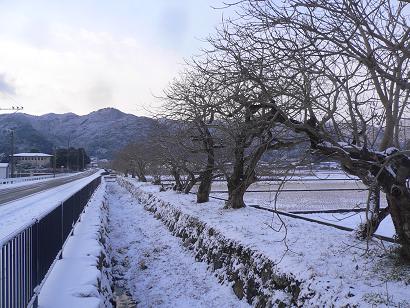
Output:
top-left (87, 81), bottom-right (113, 106)
top-left (0, 25), bottom-right (180, 116)
top-left (0, 74), bottom-right (15, 95)
top-left (0, 0), bottom-right (240, 116)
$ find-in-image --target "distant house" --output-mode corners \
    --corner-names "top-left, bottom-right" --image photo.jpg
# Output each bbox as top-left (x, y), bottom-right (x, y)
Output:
top-left (0, 163), bottom-right (10, 178)
top-left (12, 153), bottom-right (53, 168)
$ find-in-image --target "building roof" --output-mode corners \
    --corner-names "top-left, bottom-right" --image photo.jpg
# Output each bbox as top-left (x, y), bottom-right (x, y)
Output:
top-left (0, 163), bottom-right (8, 167)
top-left (13, 153), bottom-right (53, 157)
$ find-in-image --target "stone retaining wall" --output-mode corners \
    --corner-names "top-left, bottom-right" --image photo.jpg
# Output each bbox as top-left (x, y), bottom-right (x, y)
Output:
top-left (97, 198), bottom-right (114, 307)
top-left (118, 178), bottom-right (308, 307)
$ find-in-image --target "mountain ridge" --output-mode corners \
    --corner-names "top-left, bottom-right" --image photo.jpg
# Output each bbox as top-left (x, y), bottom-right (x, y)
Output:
top-left (0, 108), bottom-right (157, 159)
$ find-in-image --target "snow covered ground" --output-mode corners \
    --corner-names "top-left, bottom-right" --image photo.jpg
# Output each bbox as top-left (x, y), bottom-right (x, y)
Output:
top-left (32, 175), bottom-right (408, 307)
top-left (196, 178), bottom-right (394, 238)
top-left (107, 181), bottom-right (250, 308)
top-left (204, 180), bottom-right (389, 211)
top-left (124, 179), bottom-right (410, 307)
top-left (0, 170), bottom-right (103, 240)
top-left (299, 211), bottom-right (395, 238)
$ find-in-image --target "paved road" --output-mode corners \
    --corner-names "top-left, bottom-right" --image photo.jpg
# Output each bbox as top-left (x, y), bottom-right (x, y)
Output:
top-left (0, 171), bottom-right (98, 205)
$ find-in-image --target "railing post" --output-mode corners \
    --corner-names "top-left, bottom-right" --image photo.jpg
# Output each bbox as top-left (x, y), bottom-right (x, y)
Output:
top-left (32, 293), bottom-right (38, 308)
top-left (32, 223), bottom-right (39, 297)
top-left (60, 202), bottom-right (64, 260)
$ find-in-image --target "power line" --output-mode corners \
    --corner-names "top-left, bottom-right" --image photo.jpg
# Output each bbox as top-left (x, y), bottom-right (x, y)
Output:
top-left (0, 106), bottom-right (23, 111)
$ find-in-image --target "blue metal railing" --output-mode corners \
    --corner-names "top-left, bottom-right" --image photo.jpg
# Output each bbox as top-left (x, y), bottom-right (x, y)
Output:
top-left (0, 176), bottom-right (101, 308)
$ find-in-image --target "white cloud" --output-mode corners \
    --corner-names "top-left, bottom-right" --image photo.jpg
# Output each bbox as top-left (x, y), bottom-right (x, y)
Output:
top-left (0, 74), bottom-right (15, 95)
top-left (0, 24), bottom-right (181, 116)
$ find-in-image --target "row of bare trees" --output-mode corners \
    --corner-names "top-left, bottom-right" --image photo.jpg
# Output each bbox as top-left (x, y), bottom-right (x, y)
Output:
top-left (114, 0), bottom-right (410, 258)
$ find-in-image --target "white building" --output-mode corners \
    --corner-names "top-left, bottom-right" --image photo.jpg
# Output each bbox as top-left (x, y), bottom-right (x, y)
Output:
top-left (13, 153), bottom-right (53, 168)
top-left (0, 163), bottom-right (10, 179)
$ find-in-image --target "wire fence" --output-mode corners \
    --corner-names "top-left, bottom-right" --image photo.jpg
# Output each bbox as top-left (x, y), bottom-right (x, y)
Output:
top-left (0, 176), bottom-right (101, 308)
top-left (161, 177), bottom-right (362, 183)
top-left (209, 188), bottom-right (368, 193)
top-left (183, 189), bottom-right (394, 242)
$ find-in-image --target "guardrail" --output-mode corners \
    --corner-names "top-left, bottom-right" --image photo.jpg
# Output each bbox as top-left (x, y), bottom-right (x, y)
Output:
top-left (0, 174), bottom-right (66, 186)
top-left (0, 176), bottom-right (101, 308)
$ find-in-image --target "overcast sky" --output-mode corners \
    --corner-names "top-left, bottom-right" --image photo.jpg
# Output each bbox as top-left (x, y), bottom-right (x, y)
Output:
top-left (0, 1), bottom-right (235, 116)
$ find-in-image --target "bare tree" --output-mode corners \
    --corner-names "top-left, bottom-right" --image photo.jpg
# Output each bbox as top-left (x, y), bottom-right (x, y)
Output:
top-left (189, 26), bottom-right (304, 209)
top-left (113, 140), bottom-right (157, 182)
top-left (228, 0), bottom-right (410, 257)
top-left (159, 69), bottom-right (223, 202)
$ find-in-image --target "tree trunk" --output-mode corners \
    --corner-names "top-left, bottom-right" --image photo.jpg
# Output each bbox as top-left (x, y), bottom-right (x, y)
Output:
top-left (137, 172), bottom-right (147, 182)
top-left (197, 171), bottom-right (212, 203)
top-left (386, 188), bottom-right (410, 260)
top-left (152, 175), bottom-right (161, 185)
top-left (197, 134), bottom-right (215, 203)
top-left (171, 167), bottom-right (183, 191)
top-left (358, 185), bottom-right (383, 238)
top-left (136, 162), bottom-right (147, 182)
top-left (226, 185), bottom-right (246, 208)
top-left (359, 206), bottom-right (390, 239)
top-left (225, 139), bottom-right (247, 209)
top-left (183, 173), bottom-right (197, 194)
top-left (226, 177), bottom-right (247, 209)
top-left (133, 171), bottom-right (147, 182)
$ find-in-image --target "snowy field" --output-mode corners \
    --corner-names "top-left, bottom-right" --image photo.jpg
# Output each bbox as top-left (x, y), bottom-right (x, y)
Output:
top-left (200, 179), bottom-right (394, 238)
top-left (201, 179), bottom-right (389, 211)
top-left (192, 175), bottom-right (394, 238)
top-left (299, 212), bottom-right (395, 238)
top-left (126, 179), bottom-right (410, 307)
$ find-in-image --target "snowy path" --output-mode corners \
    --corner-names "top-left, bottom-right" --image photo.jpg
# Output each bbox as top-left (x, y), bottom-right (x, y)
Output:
top-left (106, 182), bottom-right (249, 308)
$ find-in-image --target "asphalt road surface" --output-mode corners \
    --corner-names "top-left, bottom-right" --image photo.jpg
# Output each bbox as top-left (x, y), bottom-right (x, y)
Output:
top-left (0, 171), bottom-right (98, 205)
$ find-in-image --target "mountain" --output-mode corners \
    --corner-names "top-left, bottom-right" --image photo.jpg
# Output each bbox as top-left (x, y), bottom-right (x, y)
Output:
top-left (0, 108), bottom-right (158, 159)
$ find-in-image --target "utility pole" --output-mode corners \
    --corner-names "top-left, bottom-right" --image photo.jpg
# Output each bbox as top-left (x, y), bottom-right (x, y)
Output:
top-left (66, 137), bottom-right (70, 173)
top-left (53, 146), bottom-right (56, 177)
top-left (1, 106), bottom-right (23, 179)
top-left (10, 130), bottom-right (15, 178)
top-left (76, 149), bottom-right (79, 171)
top-left (82, 149), bottom-right (85, 171)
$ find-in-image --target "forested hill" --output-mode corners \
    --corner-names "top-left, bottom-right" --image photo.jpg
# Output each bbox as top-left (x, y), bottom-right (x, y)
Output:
top-left (0, 108), bottom-right (158, 159)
